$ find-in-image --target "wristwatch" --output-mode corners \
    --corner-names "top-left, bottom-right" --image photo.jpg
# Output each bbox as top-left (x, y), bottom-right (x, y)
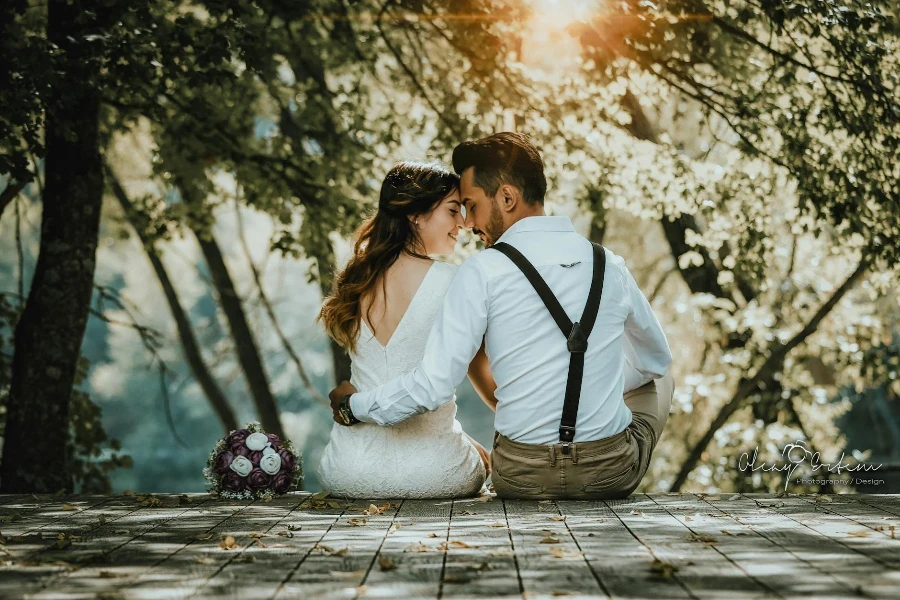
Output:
top-left (338, 394), bottom-right (360, 426)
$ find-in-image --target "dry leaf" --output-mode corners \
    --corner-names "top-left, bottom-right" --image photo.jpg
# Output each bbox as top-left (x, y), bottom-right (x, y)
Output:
top-left (815, 496), bottom-right (833, 503)
top-left (364, 504), bottom-right (384, 516)
top-left (194, 557), bottom-right (217, 565)
top-left (540, 536), bottom-right (561, 544)
top-left (276, 530), bottom-right (294, 538)
top-left (443, 574), bottom-right (471, 584)
top-left (426, 533), bottom-right (439, 538)
top-left (469, 562), bottom-right (492, 571)
top-left (219, 536), bottom-right (239, 550)
top-left (488, 521), bottom-right (507, 528)
top-left (686, 533), bottom-right (718, 544)
top-left (449, 540), bottom-right (474, 548)
top-left (334, 547), bottom-right (350, 557)
top-left (329, 570), bottom-right (365, 579)
top-left (848, 530), bottom-right (871, 538)
top-left (684, 516), bottom-right (693, 521)
top-left (630, 509), bottom-right (643, 516)
top-left (549, 547), bottom-right (583, 559)
top-left (648, 558), bottom-right (679, 579)
top-left (347, 518), bottom-right (368, 527)
top-left (404, 543), bottom-right (433, 553)
top-left (287, 524), bottom-right (302, 531)
top-left (98, 571), bottom-right (120, 578)
top-left (378, 556), bottom-right (397, 571)
top-left (61, 504), bottom-right (80, 511)
top-left (488, 550), bottom-right (515, 557)
top-left (474, 494), bottom-right (494, 502)
top-left (728, 494), bottom-right (741, 501)
top-left (549, 515), bottom-right (567, 522)
top-left (456, 510), bottom-right (478, 516)
top-left (113, 529), bottom-right (130, 535)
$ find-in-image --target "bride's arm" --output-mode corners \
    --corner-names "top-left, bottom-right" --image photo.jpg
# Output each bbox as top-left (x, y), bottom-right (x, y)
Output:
top-left (467, 337), bottom-right (498, 412)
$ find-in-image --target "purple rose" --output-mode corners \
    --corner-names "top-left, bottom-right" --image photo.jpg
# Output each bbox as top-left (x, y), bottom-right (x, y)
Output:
top-left (278, 448), bottom-right (296, 472)
top-left (213, 450), bottom-right (234, 474)
top-left (267, 433), bottom-right (282, 449)
top-left (226, 428), bottom-right (250, 449)
top-left (232, 444), bottom-right (249, 457)
top-left (248, 450), bottom-right (263, 465)
top-left (247, 468), bottom-right (271, 490)
top-left (222, 471), bottom-right (247, 493)
top-left (272, 471), bottom-right (292, 494)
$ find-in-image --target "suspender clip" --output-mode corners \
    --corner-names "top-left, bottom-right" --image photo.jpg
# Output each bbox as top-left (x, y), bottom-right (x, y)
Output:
top-left (567, 322), bottom-right (588, 353)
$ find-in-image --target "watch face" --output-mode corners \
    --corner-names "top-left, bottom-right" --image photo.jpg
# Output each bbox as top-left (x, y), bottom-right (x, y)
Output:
top-left (339, 406), bottom-right (352, 425)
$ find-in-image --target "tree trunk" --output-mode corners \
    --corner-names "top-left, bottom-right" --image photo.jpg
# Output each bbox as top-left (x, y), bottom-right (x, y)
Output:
top-left (0, 0), bottom-right (106, 493)
top-left (313, 244), bottom-right (351, 384)
top-left (193, 228), bottom-right (285, 439)
top-left (109, 170), bottom-right (239, 434)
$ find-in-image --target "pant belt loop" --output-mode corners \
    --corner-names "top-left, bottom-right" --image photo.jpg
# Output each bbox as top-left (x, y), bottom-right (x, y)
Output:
top-left (548, 445), bottom-right (556, 467)
top-left (571, 442), bottom-right (578, 465)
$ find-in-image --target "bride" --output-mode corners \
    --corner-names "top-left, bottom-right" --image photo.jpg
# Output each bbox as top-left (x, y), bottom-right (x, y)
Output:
top-left (316, 161), bottom-right (492, 498)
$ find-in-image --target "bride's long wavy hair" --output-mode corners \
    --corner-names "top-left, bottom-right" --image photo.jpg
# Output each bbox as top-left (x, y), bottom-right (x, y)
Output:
top-left (318, 161), bottom-right (460, 352)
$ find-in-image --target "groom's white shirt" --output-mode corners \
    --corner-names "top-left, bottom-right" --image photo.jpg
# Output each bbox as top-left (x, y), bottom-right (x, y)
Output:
top-left (350, 215), bottom-right (673, 444)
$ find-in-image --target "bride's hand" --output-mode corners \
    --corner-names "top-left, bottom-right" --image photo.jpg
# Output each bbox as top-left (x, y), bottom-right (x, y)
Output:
top-left (467, 435), bottom-right (491, 475)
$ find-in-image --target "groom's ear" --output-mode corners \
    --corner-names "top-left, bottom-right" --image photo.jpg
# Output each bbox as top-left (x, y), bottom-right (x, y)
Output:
top-left (498, 184), bottom-right (519, 212)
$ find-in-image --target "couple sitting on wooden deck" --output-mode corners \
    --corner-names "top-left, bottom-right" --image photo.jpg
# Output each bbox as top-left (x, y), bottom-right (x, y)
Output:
top-left (318, 133), bottom-right (675, 500)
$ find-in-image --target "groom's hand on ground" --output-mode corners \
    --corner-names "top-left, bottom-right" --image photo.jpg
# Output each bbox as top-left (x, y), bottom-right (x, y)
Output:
top-left (329, 381), bottom-right (358, 425)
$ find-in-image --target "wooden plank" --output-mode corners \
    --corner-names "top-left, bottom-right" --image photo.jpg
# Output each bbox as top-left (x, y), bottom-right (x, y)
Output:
top-left (441, 496), bottom-right (520, 598)
top-left (0, 494), bottom-right (118, 537)
top-left (0, 494), bottom-right (31, 506)
top-left (698, 493), bottom-right (900, 599)
top-left (794, 494), bottom-right (900, 540)
top-left (606, 494), bottom-right (774, 599)
top-left (180, 494), bottom-right (328, 600)
top-left (10, 494), bottom-right (214, 599)
top-left (99, 495), bottom-right (260, 599)
top-left (853, 494), bottom-right (900, 519)
top-left (651, 493), bottom-right (858, 599)
top-left (274, 498), bottom-right (401, 599)
top-left (504, 498), bottom-right (606, 598)
top-left (360, 498), bottom-right (451, 598)
top-left (559, 496), bottom-right (690, 599)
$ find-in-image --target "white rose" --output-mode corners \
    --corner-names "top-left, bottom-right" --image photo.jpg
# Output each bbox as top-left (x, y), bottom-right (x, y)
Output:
top-left (262, 446), bottom-right (278, 456)
top-left (245, 432), bottom-right (269, 451)
top-left (259, 453), bottom-right (282, 475)
top-left (229, 455), bottom-right (253, 477)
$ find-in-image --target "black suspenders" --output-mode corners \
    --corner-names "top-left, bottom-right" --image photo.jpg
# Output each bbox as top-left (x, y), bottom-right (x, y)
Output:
top-left (491, 242), bottom-right (606, 454)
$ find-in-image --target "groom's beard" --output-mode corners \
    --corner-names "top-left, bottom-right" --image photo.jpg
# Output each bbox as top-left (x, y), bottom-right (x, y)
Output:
top-left (481, 198), bottom-right (505, 247)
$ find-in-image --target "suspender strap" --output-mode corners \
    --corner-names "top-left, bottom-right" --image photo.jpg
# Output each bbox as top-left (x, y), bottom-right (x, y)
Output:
top-left (491, 242), bottom-right (606, 450)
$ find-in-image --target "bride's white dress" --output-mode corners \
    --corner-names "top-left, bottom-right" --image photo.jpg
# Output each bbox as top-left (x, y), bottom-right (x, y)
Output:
top-left (317, 261), bottom-right (487, 499)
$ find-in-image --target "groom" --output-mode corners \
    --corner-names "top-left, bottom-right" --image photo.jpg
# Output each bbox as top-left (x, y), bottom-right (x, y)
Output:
top-left (329, 132), bottom-right (674, 499)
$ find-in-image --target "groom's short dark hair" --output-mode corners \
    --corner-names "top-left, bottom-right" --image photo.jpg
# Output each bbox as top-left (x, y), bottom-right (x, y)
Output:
top-left (452, 132), bottom-right (546, 205)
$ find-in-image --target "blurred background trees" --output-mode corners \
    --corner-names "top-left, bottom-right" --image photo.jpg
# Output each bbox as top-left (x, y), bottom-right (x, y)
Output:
top-left (1, 0), bottom-right (897, 493)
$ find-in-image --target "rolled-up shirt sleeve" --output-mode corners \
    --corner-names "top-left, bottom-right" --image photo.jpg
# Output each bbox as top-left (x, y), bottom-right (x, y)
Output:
top-left (349, 258), bottom-right (489, 426)
top-left (622, 265), bottom-right (672, 390)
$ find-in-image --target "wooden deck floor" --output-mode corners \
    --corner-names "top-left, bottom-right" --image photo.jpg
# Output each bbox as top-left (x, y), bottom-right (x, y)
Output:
top-left (1, 492), bottom-right (899, 599)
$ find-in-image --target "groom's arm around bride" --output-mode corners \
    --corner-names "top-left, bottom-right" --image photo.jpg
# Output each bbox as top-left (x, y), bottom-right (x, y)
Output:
top-left (330, 132), bottom-right (673, 499)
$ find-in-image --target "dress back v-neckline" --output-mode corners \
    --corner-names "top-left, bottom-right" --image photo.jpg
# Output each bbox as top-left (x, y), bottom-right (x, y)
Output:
top-left (360, 262), bottom-right (437, 350)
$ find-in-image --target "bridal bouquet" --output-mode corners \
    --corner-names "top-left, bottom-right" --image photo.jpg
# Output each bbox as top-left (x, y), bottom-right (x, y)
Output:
top-left (203, 422), bottom-right (303, 500)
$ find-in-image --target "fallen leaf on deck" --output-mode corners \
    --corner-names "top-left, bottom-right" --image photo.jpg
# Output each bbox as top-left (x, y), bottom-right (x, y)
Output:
top-left (728, 494), bottom-right (741, 501)
top-left (549, 515), bottom-right (567, 522)
top-left (113, 529), bottom-right (130, 535)
top-left (700, 494), bottom-right (721, 500)
top-left (549, 547), bottom-right (583, 559)
top-left (488, 521), bottom-right (507, 528)
top-left (427, 533), bottom-right (439, 538)
top-left (848, 530), bottom-right (871, 538)
top-left (194, 557), bottom-right (217, 565)
top-left (630, 509), bottom-right (643, 516)
top-left (98, 571), bottom-right (120, 578)
top-left (98, 515), bottom-right (107, 525)
top-left (365, 504), bottom-right (384, 515)
top-left (488, 550), bottom-right (515, 557)
top-left (347, 518), bottom-right (368, 527)
top-left (815, 496), bottom-right (833, 503)
top-left (234, 554), bottom-right (257, 563)
top-left (456, 510), bottom-right (478, 515)
top-left (552, 592), bottom-right (576, 597)
top-left (442, 574), bottom-right (471, 584)
top-left (404, 543), bottom-right (433, 553)
top-left (449, 540), bottom-right (474, 548)
top-left (61, 504), bottom-right (80, 511)
top-left (474, 494), bottom-right (494, 502)
top-left (686, 533), bottom-right (718, 544)
top-left (378, 556), bottom-right (397, 571)
top-left (684, 516), bottom-right (693, 521)
top-left (648, 558), bottom-right (679, 579)
top-left (334, 547), bottom-right (350, 556)
top-left (469, 562), bottom-right (492, 571)
top-left (330, 569), bottom-right (365, 579)
top-left (287, 524), bottom-right (302, 531)
top-left (720, 529), bottom-right (736, 536)
top-left (276, 530), bottom-right (294, 538)
top-left (219, 536), bottom-right (239, 550)
top-left (193, 533), bottom-right (215, 541)
top-left (540, 536), bottom-right (561, 544)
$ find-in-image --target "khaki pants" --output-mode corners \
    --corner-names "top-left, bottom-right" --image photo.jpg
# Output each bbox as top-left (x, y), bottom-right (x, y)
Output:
top-left (490, 372), bottom-right (675, 500)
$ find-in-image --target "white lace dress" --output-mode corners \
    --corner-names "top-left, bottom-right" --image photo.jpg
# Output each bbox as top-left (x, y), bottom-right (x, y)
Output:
top-left (317, 261), bottom-right (487, 499)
